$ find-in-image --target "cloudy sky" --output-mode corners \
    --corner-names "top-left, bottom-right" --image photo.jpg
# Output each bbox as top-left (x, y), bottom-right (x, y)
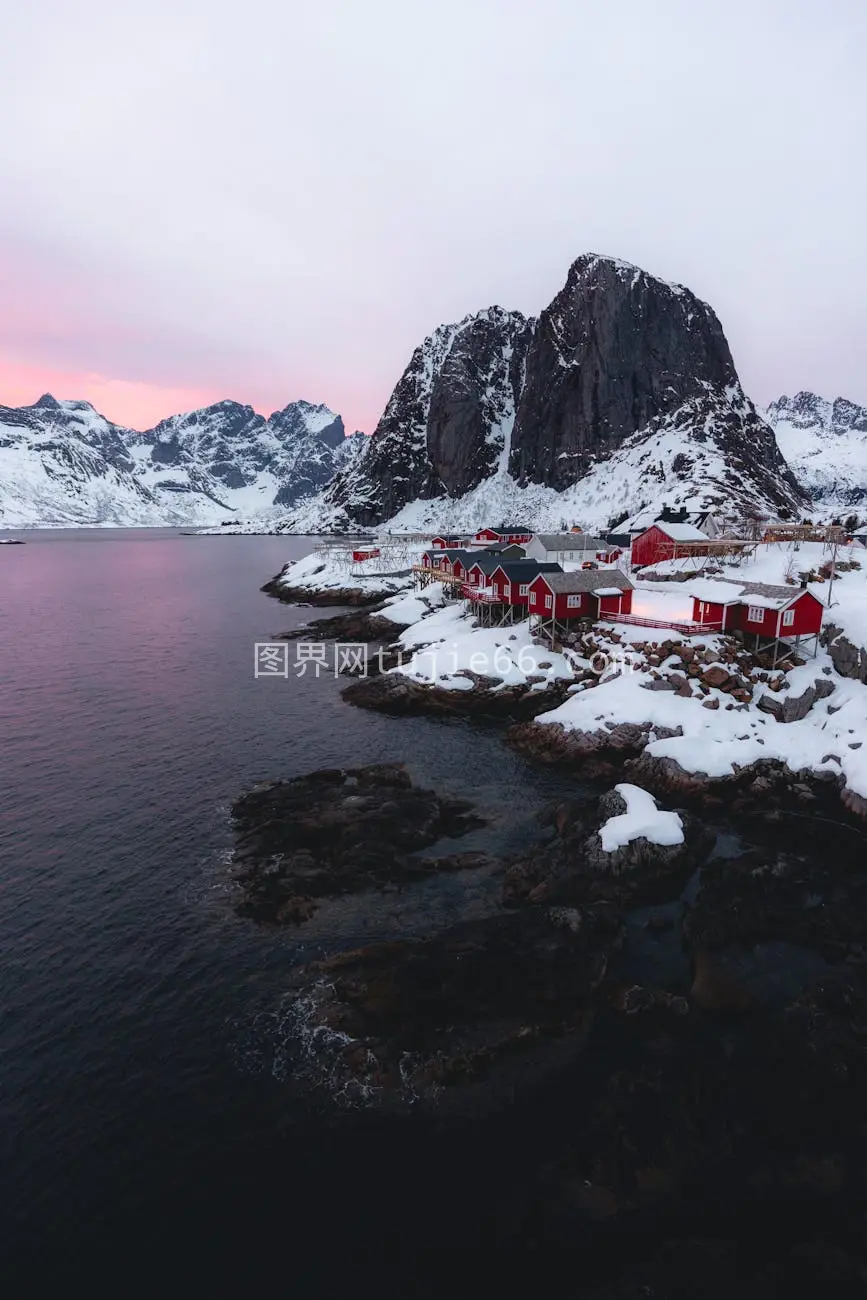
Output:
top-left (1, 0), bottom-right (865, 432)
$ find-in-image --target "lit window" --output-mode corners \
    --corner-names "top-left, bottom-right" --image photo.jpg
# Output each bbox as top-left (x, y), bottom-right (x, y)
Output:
top-left (567, 594), bottom-right (582, 608)
top-left (503, 584), bottom-right (511, 600)
top-left (530, 591), bottom-right (536, 605)
top-left (782, 608), bottom-right (795, 627)
top-left (545, 595), bottom-right (552, 610)
top-left (747, 605), bottom-right (763, 622)
top-left (519, 583), bottom-right (529, 596)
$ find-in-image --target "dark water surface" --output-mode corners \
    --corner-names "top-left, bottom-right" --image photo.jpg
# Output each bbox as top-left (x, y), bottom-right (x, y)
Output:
top-left (1, 529), bottom-right (589, 1280)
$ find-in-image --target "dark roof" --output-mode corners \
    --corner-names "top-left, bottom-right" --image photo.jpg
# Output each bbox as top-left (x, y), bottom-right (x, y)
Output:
top-left (479, 542), bottom-right (526, 554)
top-left (433, 533), bottom-right (470, 543)
top-left (493, 560), bottom-right (562, 579)
top-left (605, 533), bottom-right (631, 547)
top-left (465, 553), bottom-right (504, 574)
top-left (535, 570), bottom-right (633, 594)
top-left (489, 523), bottom-right (531, 533)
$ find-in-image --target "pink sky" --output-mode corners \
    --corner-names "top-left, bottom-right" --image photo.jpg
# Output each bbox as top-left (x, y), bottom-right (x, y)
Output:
top-left (1, 1), bottom-right (864, 439)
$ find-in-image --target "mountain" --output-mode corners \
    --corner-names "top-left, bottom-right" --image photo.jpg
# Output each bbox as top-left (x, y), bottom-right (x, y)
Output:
top-left (0, 395), bottom-right (353, 526)
top-left (307, 254), bottom-right (806, 534)
top-left (765, 392), bottom-right (867, 512)
top-left (325, 306), bottom-right (532, 525)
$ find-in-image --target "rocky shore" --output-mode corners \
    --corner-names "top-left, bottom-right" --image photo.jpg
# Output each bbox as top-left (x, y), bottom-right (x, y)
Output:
top-left (342, 670), bottom-right (574, 719)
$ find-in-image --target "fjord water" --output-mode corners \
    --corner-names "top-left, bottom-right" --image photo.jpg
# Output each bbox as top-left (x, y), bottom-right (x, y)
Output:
top-left (0, 530), bottom-right (586, 1278)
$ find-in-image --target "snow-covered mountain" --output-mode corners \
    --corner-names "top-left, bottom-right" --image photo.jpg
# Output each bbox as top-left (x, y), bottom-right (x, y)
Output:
top-left (290, 254), bottom-right (806, 533)
top-left (0, 394), bottom-right (356, 526)
top-left (765, 392), bottom-right (867, 512)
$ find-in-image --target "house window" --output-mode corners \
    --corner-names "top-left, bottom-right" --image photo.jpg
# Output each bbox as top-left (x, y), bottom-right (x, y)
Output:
top-left (530, 591), bottom-right (536, 605)
top-left (567, 594), bottom-right (582, 608)
top-left (545, 595), bottom-right (552, 610)
top-left (519, 583), bottom-right (528, 596)
top-left (470, 572), bottom-right (477, 584)
top-left (747, 605), bottom-right (763, 623)
top-left (503, 583), bottom-right (511, 600)
top-left (782, 608), bottom-right (795, 627)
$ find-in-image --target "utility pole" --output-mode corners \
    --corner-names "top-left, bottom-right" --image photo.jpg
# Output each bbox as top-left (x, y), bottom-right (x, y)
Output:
top-left (826, 539), bottom-right (839, 608)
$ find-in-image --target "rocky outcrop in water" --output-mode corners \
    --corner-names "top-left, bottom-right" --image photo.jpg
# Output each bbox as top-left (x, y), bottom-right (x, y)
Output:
top-left (285, 904), bottom-right (619, 1104)
top-left (503, 787), bottom-right (713, 908)
top-left (231, 763), bottom-right (486, 923)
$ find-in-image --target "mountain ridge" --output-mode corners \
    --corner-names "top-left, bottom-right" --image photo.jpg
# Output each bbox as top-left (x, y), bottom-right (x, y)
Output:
top-left (0, 394), bottom-right (359, 526)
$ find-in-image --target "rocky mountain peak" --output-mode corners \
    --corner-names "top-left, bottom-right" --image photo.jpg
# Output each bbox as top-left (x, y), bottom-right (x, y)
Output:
top-left (509, 253), bottom-right (738, 489)
top-left (315, 252), bottom-right (805, 531)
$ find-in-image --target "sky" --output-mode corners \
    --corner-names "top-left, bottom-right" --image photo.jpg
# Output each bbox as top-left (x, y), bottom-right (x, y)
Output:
top-left (1, 0), bottom-right (865, 433)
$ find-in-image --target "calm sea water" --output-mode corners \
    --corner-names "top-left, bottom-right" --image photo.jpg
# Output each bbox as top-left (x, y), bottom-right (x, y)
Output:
top-left (0, 529), bottom-right (588, 1279)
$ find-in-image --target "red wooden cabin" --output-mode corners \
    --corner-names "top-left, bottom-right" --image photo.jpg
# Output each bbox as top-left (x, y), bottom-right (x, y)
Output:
top-left (474, 524), bottom-right (534, 546)
top-left (631, 522), bottom-right (711, 568)
top-left (488, 560), bottom-right (562, 607)
top-left (689, 580), bottom-right (824, 641)
top-left (527, 571), bottom-right (634, 621)
top-left (431, 534), bottom-right (470, 549)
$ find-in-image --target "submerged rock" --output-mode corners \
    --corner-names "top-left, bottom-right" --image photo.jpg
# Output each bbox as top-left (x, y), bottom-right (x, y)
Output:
top-left (230, 763), bottom-right (486, 922)
top-left (284, 905), bottom-right (619, 1105)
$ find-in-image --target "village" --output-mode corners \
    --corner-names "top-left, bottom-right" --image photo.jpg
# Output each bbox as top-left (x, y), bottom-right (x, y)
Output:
top-left (340, 512), bottom-right (848, 665)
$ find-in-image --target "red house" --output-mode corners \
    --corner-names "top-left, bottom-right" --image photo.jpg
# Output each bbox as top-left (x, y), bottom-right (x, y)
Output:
top-left (688, 579), bottom-right (824, 646)
top-left (631, 522), bottom-right (711, 568)
top-left (527, 571), bottom-right (634, 623)
top-left (474, 524), bottom-right (534, 545)
top-left (488, 560), bottom-right (562, 607)
top-left (464, 555), bottom-right (503, 588)
top-left (431, 534), bottom-right (470, 549)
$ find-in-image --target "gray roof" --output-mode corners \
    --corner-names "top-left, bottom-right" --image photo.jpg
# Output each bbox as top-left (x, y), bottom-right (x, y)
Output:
top-left (532, 532), bottom-right (605, 551)
top-left (537, 570), bottom-right (633, 594)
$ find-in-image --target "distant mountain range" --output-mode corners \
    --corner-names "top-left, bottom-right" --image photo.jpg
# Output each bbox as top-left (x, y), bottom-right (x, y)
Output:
top-left (764, 391), bottom-right (867, 513)
top-left (0, 394), bottom-right (364, 526)
top-left (2, 255), bottom-right (865, 531)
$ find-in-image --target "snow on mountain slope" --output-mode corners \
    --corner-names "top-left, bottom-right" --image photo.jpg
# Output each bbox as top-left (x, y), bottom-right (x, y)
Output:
top-left (765, 392), bottom-right (867, 512)
top-left (286, 380), bottom-right (806, 538)
top-left (0, 394), bottom-right (354, 526)
top-left (301, 254), bottom-right (805, 535)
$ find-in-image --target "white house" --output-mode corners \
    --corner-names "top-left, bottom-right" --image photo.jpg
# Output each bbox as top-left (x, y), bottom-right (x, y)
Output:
top-left (525, 533), bottom-right (606, 564)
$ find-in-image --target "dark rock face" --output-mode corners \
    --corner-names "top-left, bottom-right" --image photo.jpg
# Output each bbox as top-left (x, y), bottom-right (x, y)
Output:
top-left (325, 307), bottom-right (532, 525)
top-left (510, 254), bottom-right (733, 486)
top-left (230, 763), bottom-right (486, 922)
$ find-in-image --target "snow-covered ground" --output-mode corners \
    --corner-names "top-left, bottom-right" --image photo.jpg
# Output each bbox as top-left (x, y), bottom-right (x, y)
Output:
top-left (391, 603), bottom-right (576, 690)
top-left (273, 546), bottom-right (417, 598)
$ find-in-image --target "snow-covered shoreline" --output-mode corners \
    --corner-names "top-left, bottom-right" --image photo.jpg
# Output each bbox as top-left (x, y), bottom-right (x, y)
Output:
top-left (268, 536), bottom-right (867, 815)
